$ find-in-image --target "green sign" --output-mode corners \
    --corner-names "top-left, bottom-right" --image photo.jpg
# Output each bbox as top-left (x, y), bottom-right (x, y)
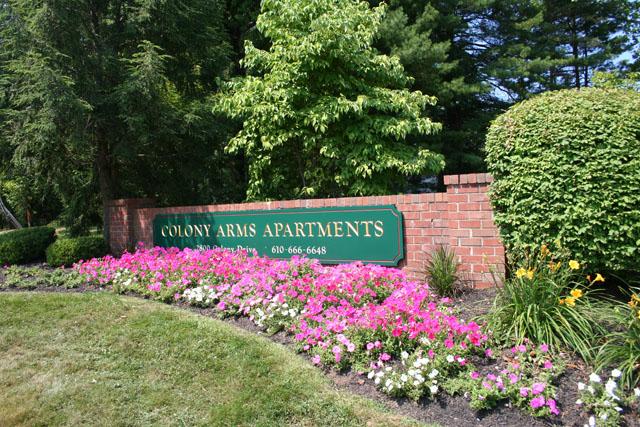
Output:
top-left (153, 205), bottom-right (404, 266)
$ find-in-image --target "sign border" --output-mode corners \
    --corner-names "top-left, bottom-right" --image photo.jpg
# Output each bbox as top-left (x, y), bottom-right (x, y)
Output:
top-left (152, 204), bottom-right (404, 265)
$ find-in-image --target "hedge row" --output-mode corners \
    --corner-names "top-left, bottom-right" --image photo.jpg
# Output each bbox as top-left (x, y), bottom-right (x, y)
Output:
top-left (0, 227), bottom-right (107, 266)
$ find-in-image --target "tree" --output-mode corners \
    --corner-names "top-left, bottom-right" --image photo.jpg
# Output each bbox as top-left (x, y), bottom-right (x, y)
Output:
top-left (480, 0), bottom-right (639, 100)
top-left (214, 0), bottom-right (444, 201)
top-left (372, 0), bottom-right (498, 176)
top-left (0, 0), bottom-right (241, 234)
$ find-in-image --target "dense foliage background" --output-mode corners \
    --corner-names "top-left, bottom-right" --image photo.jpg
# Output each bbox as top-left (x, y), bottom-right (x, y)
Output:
top-left (0, 0), bottom-right (638, 233)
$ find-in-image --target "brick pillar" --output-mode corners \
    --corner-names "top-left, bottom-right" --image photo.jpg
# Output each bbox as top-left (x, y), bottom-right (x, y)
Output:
top-left (443, 173), bottom-right (505, 288)
top-left (105, 198), bottom-right (155, 254)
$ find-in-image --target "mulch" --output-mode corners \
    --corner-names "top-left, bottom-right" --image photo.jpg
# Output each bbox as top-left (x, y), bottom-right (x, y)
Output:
top-left (2, 268), bottom-right (638, 427)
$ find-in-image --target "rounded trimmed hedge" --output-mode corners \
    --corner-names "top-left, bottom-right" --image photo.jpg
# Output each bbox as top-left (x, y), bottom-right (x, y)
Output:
top-left (486, 88), bottom-right (640, 271)
top-left (46, 236), bottom-right (108, 267)
top-left (0, 226), bottom-right (56, 265)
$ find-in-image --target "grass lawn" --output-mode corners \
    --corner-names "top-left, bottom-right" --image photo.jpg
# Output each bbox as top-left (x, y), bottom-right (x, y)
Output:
top-left (0, 292), bottom-right (423, 427)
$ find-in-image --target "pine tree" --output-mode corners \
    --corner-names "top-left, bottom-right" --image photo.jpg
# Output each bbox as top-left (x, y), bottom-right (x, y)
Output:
top-left (0, 0), bottom-right (239, 233)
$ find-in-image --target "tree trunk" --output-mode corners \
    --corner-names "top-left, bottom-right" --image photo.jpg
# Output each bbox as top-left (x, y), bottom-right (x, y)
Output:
top-left (96, 137), bottom-right (115, 246)
top-left (0, 193), bottom-right (22, 229)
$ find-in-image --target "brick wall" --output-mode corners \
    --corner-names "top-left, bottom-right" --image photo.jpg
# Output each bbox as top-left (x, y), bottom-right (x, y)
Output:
top-left (106, 173), bottom-right (504, 288)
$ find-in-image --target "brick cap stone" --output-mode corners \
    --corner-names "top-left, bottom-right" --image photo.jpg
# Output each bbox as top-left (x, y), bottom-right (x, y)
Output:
top-left (444, 173), bottom-right (493, 186)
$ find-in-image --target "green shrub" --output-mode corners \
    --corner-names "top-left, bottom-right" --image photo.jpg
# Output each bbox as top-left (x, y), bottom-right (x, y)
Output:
top-left (424, 245), bottom-right (467, 297)
top-left (46, 236), bottom-right (107, 267)
top-left (0, 226), bottom-right (56, 265)
top-left (485, 88), bottom-right (640, 272)
top-left (485, 244), bottom-right (609, 361)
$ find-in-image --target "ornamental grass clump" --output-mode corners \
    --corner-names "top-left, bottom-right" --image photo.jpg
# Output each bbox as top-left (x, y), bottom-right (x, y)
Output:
top-left (486, 244), bottom-right (608, 361)
top-left (595, 286), bottom-right (640, 390)
top-left (424, 245), bottom-right (467, 297)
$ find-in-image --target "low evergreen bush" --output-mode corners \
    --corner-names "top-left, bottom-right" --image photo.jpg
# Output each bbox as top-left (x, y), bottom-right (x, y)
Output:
top-left (0, 226), bottom-right (56, 265)
top-left (46, 235), bottom-right (107, 267)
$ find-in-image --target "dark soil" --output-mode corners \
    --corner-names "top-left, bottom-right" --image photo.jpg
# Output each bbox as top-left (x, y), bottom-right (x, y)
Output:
top-left (2, 269), bottom-right (638, 427)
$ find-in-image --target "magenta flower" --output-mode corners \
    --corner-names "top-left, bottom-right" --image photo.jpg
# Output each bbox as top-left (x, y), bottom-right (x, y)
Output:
top-left (470, 371), bottom-right (480, 379)
top-left (530, 396), bottom-right (545, 409)
top-left (531, 382), bottom-right (546, 395)
top-left (547, 398), bottom-right (559, 415)
top-left (539, 343), bottom-right (549, 353)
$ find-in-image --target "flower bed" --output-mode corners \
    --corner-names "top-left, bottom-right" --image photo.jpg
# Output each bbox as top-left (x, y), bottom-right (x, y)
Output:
top-left (75, 246), bottom-right (612, 420)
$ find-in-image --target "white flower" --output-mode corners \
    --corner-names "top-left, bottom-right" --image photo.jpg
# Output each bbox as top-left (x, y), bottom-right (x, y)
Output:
top-left (367, 371), bottom-right (375, 379)
top-left (605, 379), bottom-right (617, 396)
top-left (600, 413), bottom-right (608, 420)
top-left (385, 379), bottom-right (392, 387)
top-left (413, 361), bottom-right (421, 368)
top-left (401, 351), bottom-right (409, 360)
top-left (576, 399), bottom-right (583, 405)
top-left (400, 374), bottom-right (408, 383)
top-left (588, 415), bottom-right (596, 427)
top-left (374, 377), bottom-right (381, 385)
top-left (589, 373), bottom-right (602, 383)
top-left (635, 388), bottom-right (640, 398)
top-left (614, 407), bottom-right (622, 412)
top-left (446, 355), bottom-right (455, 363)
top-left (375, 371), bottom-right (384, 378)
top-left (407, 369), bottom-right (416, 377)
top-left (611, 369), bottom-right (622, 378)
top-left (429, 385), bottom-right (439, 394)
top-left (577, 382), bottom-right (586, 391)
top-left (587, 385), bottom-right (595, 394)
top-left (418, 357), bottom-right (430, 365)
top-left (428, 369), bottom-right (439, 379)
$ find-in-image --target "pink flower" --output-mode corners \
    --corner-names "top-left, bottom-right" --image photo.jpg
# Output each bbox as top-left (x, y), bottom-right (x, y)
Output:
top-left (379, 353), bottom-right (391, 361)
top-left (366, 342), bottom-right (375, 351)
top-left (543, 361), bottom-right (553, 370)
top-left (311, 355), bottom-right (321, 365)
top-left (217, 301), bottom-right (227, 310)
top-left (346, 342), bottom-right (355, 352)
top-left (520, 387), bottom-right (529, 397)
top-left (547, 398), bottom-right (559, 415)
top-left (508, 373), bottom-right (519, 384)
top-left (531, 382), bottom-right (546, 395)
top-left (539, 343), bottom-right (549, 353)
top-left (530, 396), bottom-right (545, 409)
top-left (470, 371), bottom-right (480, 380)
top-left (485, 348), bottom-right (493, 358)
top-left (517, 344), bottom-right (527, 353)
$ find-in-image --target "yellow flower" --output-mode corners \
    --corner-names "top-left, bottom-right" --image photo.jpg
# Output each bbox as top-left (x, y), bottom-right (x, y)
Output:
top-left (629, 299), bottom-right (638, 308)
top-left (549, 261), bottom-right (561, 272)
top-left (594, 273), bottom-right (605, 283)
top-left (637, 311), bottom-right (640, 320)
top-left (526, 269), bottom-right (534, 280)
top-left (540, 244), bottom-right (550, 257)
top-left (559, 298), bottom-right (565, 305)
top-left (632, 294), bottom-right (640, 302)
top-left (569, 260), bottom-right (580, 270)
top-left (516, 268), bottom-right (527, 278)
top-left (570, 289), bottom-right (583, 299)
top-left (564, 296), bottom-right (576, 307)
